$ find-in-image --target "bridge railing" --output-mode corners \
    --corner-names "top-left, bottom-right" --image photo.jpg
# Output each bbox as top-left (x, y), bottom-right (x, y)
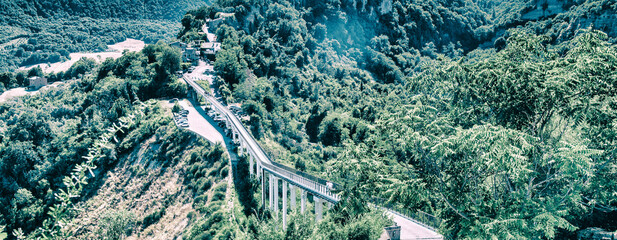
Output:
top-left (236, 122), bottom-right (341, 202)
top-left (189, 79), bottom-right (342, 201)
top-left (270, 161), bottom-right (341, 190)
top-left (369, 197), bottom-right (442, 232)
top-left (261, 160), bottom-right (340, 202)
top-left (186, 76), bottom-right (440, 232)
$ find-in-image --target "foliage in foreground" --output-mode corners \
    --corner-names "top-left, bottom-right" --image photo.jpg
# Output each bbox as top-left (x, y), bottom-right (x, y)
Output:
top-left (184, 0), bottom-right (617, 237)
top-left (332, 29), bottom-right (617, 239)
top-left (206, 155), bottom-right (390, 240)
top-left (0, 40), bottom-right (185, 238)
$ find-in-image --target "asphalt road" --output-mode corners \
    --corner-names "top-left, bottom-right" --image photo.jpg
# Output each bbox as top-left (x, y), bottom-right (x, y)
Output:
top-left (379, 211), bottom-right (443, 240)
top-left (178, 99), bottom-right (224, 144)
top-left (185, 60), bottom-right (215, 92)
top-left (182, 61), bottom-right (443, 240)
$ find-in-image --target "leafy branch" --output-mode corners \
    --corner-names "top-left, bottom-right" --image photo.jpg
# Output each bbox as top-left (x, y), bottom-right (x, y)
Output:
top-left (30, 100), bottom-right (156, 240)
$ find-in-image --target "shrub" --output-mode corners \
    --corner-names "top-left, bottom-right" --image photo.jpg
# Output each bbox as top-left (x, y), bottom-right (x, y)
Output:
top-left (96, 210), bottom-right (136, 240)
top-left (172, 102), bottom-right (182, 113)
top-left (141, 207), bottom-right (166, 229)
top-left (212, 192), bottom-right (225, 202)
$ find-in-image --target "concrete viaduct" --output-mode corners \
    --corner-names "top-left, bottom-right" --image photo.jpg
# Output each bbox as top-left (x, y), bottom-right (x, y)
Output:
top-left (184, 76), bottom-right (443, 239)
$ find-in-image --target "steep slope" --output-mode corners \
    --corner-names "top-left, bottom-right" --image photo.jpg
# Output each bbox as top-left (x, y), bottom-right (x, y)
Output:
top-left (479, 0), bottom-right (617, 49)
top-left (179, 0), bottom-right (617, 239)
top-left (67, 116), bottom-right (232, 239)
top-left (523, 0), bottom-right (617, 42)
top-left (0, 42), bottom-right (188, 238)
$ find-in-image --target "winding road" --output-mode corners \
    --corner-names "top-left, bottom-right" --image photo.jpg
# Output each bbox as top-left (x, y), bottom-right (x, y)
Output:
top-left (181, 60), bottom-right (443, 239)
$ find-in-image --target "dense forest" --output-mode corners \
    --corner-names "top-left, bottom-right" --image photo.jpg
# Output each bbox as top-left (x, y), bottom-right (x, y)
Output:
top-left (177, 0), bottom-right (617, 239)
top-left (0, 42), bottom-right (189, 238)
top-left (0, 40), bottom-right (388, 239)
top-left (0, 0), bottom-right (210, 22)
top-left (0, 0), bottom-right (616, 239)
top-left (0, 0), bottom-right (210, 72)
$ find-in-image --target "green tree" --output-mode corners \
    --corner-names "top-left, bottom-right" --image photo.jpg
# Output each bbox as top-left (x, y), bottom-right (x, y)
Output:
top-left (181, 14), bottom-right (194, 30)
top-left (0, 73), bottom-right (15, 88)
top-left (305, 106), bottom-right (327, 143)
top-left (8, 189), bottom-right (44, 234)
top-left (214, 46), bottom-right (247, 89)
top-left (27, 67), bottom-right (43, 78)
top-left (96, 210), bottom-right (136, 240)
top-left (15, 72), bottom-right (27, 87)
top-left (313, 23), bottom-right (327, 42)
top-left (431, 124), bottom-right (598, 239)
top-left (64, 57), bottom-right (96, 80)
top-left (319, 115), bottom-right (347, 147)
top-left (153, 43), bottom-right (182, 82)
top-left (172, 102), bottom-right (181, 113)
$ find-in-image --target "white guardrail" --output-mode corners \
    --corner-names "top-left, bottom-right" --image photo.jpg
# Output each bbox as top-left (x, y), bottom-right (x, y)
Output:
top-left (183, 76), bottom-right (340, 203)
top-left (183, 76), bottom-right (443, 235)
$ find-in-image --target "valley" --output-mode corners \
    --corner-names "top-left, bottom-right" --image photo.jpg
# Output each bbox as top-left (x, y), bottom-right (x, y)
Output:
top-left (0, 0), bottom-right (616, 239)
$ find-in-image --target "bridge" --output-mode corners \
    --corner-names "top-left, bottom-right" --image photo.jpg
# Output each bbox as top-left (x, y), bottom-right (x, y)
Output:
top-left (183, 75), bottom-right (443, 239)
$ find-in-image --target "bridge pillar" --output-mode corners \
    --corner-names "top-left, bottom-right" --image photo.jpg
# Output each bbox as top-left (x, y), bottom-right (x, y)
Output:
top-left (290, 184), bottom-right (296, 211)
top-left (273, 176), bottom-right (279, 217)
top-left (243, 140), bottom-right (248, 155)
top-left (261, 170), bottom-right (265, 208)
top-left (256, 161), bottom-right (261, 178)
top-left (300, 189), bottom-right (306, 214)
top-left (238, 139), bottom-right (244, 156)
top-left (282, 181), bottom-right (288, 229)
top-left (314, 196), bottom-right (323, 221)
top-left (249, 155), bottom-right (254, 176)
top-left (269, 174), bottom-right (274, 210)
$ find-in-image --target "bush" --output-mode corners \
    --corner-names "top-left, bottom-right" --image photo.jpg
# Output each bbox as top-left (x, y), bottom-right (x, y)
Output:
top-left (96, 210), bottom-right (136, 240)
top-left (319, 116), bottom-right (345, 146)
top-left (172, 102), bottom-right (182, 113)
top-left (220, 166), bottom-right (229, 178)
top-left (211, 191), bottom-right (225, 202)
top-left (141, 207), bottom-right (166, 229)
top-left (214, 182), bottom-right (227, 193)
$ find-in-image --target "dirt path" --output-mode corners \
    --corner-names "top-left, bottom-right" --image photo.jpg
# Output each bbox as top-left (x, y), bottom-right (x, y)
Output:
top-left (0, 81), bottom-right (67, 103)
top-left (18, 39), bottom-right (145, 74)
top-left (0, 88), bottom-right (32, 103)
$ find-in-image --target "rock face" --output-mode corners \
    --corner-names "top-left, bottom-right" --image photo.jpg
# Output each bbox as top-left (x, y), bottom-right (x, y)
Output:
top-left (578, 227), bottom-right (617, 240)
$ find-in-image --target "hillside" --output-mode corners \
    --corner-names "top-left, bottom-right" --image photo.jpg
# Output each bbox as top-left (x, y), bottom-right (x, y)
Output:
top-left (0, 42), bottom-right (192, 238)
top-left (179, 0), bottom-right (617, 239)
top-left (0, 0), bottom-right (210, 22)
top-left (521, 0), bottom-right (617, 43)
top-left (0, 0), bottom-right (210, 72)
top-left (67, 121), bottom-right (232, 240)
top-left (0, 0), bottom-right (615, 239)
